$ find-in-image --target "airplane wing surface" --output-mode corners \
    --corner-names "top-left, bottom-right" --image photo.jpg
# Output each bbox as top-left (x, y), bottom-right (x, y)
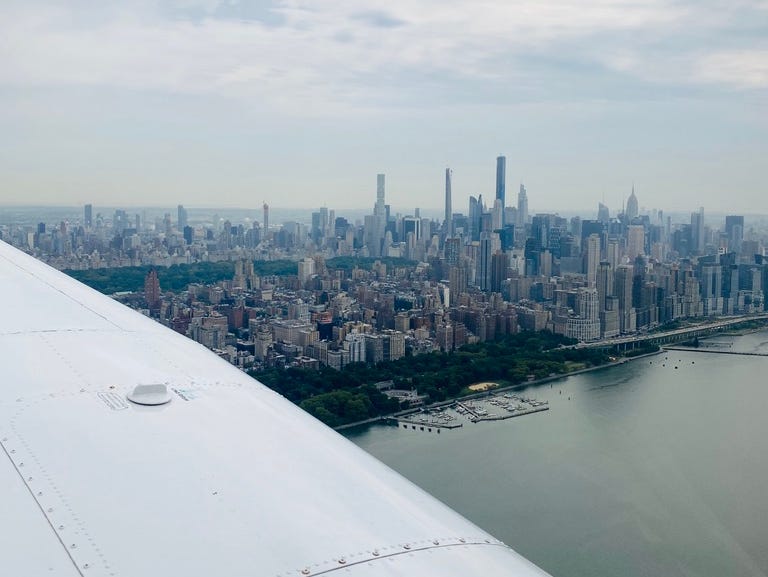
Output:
top-left (0, 240), bottom-right (552, 577)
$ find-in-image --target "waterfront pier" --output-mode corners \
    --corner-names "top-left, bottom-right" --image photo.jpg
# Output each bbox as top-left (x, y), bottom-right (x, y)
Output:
top-left (397, 392), bottom-right (549, 432)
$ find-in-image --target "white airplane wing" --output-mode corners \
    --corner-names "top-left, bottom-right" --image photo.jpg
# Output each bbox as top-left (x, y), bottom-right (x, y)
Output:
top-left (0, 240), bottom-right (551, 577)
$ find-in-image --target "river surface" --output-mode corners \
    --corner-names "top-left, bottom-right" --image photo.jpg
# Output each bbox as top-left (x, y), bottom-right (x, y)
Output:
top-left (347, 331), bottom-right (768, 577)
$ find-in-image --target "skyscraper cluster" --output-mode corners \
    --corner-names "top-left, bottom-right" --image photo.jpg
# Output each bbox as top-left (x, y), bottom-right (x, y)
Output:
top-left (5, 158), bottom-right (766, 354)
top-left (339, 162), bottom-right (764, 343)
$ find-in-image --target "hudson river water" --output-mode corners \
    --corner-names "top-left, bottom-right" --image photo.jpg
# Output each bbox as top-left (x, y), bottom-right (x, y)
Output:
top-left (347, 331), bottom-right (768, 577)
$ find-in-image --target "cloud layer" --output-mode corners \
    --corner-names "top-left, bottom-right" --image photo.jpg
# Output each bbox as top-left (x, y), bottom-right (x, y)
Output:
top-left (2, 0), bottom-right (766, 115)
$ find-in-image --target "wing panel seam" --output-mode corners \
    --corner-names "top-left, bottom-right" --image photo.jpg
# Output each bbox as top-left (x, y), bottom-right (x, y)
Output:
top-left (0, 437), bottom-right (85, 577)
top-left (286, 539), bottom-right (509, 577)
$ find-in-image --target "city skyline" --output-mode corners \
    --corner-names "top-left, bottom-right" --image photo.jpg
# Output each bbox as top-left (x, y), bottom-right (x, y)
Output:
top-left (1, 196), bottom-right (766, 228)
top-left (3, 175), bottom-right (767, 378)
top-left (1, 1), bottom-right (766, 212)
top-left (1, 172), bottom-right (766, 223)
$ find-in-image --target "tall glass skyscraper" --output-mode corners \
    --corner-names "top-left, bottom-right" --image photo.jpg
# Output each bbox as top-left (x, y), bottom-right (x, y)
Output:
top-left (496, 156), bottom-right (506, 208)
top-left (444, 168), bottom-right (452, 237)
top-left (376, 174), bottom-right (385, 206)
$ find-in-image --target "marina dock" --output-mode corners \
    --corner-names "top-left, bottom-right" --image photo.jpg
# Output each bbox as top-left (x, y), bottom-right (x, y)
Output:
top-left (397, 392), bottom-right (549, 432)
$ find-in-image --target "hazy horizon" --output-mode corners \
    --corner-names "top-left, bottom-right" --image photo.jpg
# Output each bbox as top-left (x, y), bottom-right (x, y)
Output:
top-left (2, 203), bottom-right (767, 228)
top-left (2, 199), bottom-right (768, 218)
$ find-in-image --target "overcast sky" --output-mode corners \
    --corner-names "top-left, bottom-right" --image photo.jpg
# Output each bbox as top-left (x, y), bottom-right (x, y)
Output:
top-left (1, 0), bottom-right (766, 215)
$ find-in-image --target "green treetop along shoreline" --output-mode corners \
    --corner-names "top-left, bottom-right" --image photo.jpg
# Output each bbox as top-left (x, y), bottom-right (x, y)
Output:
top-left (251, 331), bottom-right (647, 428)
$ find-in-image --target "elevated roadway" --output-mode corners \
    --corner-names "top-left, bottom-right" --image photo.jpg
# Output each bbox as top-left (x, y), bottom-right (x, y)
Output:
top-left (578, 313), bottom-right (768, 351)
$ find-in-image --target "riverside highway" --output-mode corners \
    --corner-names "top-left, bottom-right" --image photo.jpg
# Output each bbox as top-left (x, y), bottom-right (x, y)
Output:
top-left (576, 313), bottom-right (768, 350)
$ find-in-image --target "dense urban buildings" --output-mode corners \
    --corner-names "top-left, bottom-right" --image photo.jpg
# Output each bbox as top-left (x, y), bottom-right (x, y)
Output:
top-left (2, 158), bottom-right (767, 376)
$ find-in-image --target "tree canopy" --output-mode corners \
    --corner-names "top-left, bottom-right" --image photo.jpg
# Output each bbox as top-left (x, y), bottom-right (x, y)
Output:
top-left (65, 260), bottom-right (299, 293)
top-left (252, 331), bottom-right (611, 427)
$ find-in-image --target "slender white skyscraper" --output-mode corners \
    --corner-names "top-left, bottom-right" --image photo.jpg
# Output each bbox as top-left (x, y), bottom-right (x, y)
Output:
top-left (492, 198), bottom-right (504, 231)
top-left (444, 168), bottom-right (452, 237)
top-left (585, 234), bottom-right (600, 287)
top-left (369, 173), bottom-right (387, 257)
top-left (517, 184), bottom-right (528, 228)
